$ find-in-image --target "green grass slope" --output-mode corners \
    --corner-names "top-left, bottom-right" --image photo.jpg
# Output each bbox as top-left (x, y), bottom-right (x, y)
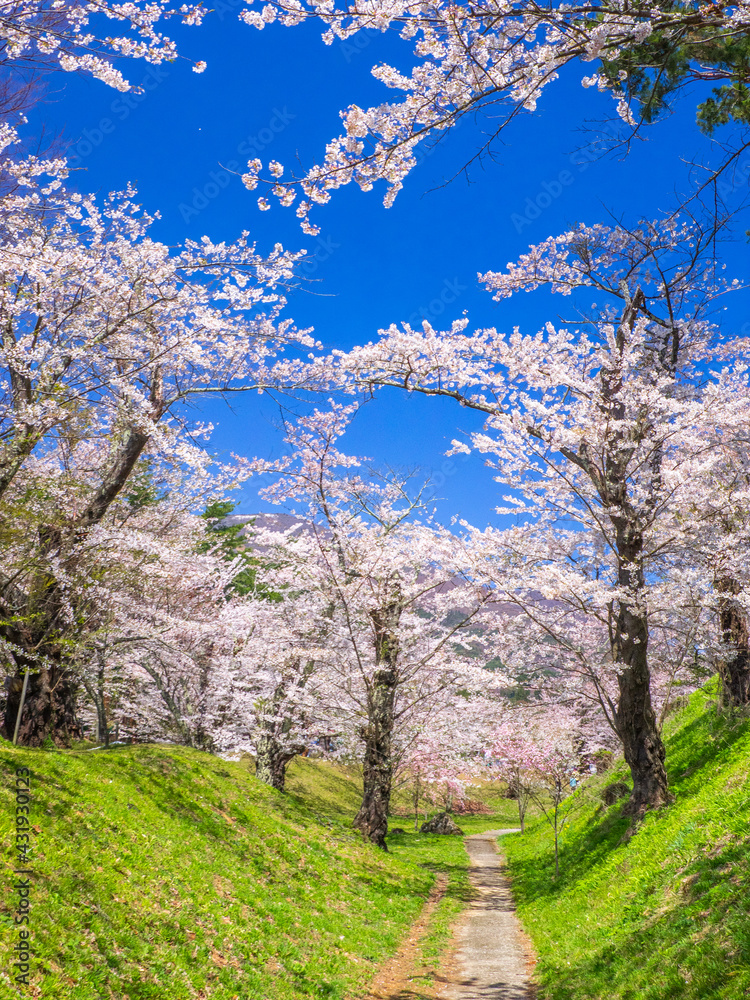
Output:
top-left (0, 745), bottom-right (441, 1000)
top-left (505, 679), bottom-right (750, 1000)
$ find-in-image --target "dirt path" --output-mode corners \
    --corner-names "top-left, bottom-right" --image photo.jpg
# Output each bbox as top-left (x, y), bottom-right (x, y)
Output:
top-left (360, 874), bottom-right (449, 1000)
top-left (358, 828), bottom-right (534, 1000)
top-left (437, 829), bottom-right (533, 1000)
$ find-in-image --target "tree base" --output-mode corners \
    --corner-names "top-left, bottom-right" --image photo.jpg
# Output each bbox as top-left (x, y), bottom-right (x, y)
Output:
top-left (254, 736), bottom-right (305, 792)
top-left (3, 668), bottom-right (81, 746)
top-left (353, 796), bottom-right (389, 850)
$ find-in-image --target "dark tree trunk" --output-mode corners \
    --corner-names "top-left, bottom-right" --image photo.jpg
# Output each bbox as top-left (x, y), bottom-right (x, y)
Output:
top-left (4, 662), bottom-right (81, 746)
top-left (353, 685), bottom-right (395, 849)
top-left (611, 528), bottom-right (670, 816)
top-left (253, 664), bottom-right (311, 791)
top-left (716, 577), bottom-right (750, 707)
top-left (614, 647), bottom-right (669, 816)
top-left (255, 734), bottom-right (304, 791)
top-left (83, 653), bottom-right (110, 746)
top-left (3, 421), bottom-right (158, 747)
top-left (595, 298), bottom-right (670, 819)
top-left (353, 593), bottom-right (401, 850)
top-left (95, 697), bottom-right (109, 747)
top-left (96, 656), bottom-right (110, 747)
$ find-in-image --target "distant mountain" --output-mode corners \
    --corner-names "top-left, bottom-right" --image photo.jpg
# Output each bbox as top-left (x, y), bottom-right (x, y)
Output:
top-left (220, 512), bottom-right (309, 535)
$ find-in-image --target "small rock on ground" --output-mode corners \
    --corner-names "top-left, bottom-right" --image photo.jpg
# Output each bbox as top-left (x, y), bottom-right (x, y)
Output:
top-left (420, 812), bottom-right (465, 835)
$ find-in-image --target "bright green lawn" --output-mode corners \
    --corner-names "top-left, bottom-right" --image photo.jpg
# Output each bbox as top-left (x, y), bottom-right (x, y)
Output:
top-left (505, 678), bottom-right (750, 1000)
top-left (0, 743), bottom-right (517, 1000)
top-left (0, 745), bottom-right (438, 1000)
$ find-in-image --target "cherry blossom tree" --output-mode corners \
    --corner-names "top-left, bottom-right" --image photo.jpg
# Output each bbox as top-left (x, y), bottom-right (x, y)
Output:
top-left (672, 377), bottom-right (750, 707)
top-left (0, 438), bottom-right (239, 744)
top-left (333, 212), bottom-right (746, 816)
top-left (245, 402), bottom-right (504, 847)
top-left (75, 505), bottom-right (239, 749)
top-left (491, 706), bottom-right (582, 875)
top-left (213, 578), bottom-right (336, 790)
top-left (0, 178), bottom-right (320, 746)
top-left (238, 0), bottom-right (750, 231)
top-left (0, 0), bottom-right (208, 93)
top-left (394, 694), bottom-right (501, 828)
top-left (40, 489), bottom-right (319, 762)
top-left (0, 184), bottom-right (310, 502)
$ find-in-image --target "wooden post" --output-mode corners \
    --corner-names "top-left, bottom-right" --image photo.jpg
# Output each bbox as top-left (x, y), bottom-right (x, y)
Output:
top-left (12, 669), bottom-right (30, 745)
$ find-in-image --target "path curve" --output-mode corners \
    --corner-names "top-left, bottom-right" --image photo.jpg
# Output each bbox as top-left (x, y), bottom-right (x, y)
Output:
top-left (438, 828), bottom-right (532, 1000)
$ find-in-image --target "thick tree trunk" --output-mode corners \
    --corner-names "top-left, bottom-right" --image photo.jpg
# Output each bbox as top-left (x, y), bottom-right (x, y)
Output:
top-left (353, 690), bottom-right (395, 849)
top-left (254, 667), bottom-right (310, 791)
top-left (83, 654), bottom-right (110, 746)
top-left (611, 532), bottom-right (670, 816)
top-left (354, 594), bottom-right (401, 850)
top-left (254, 734), bottom-right (304, 791)
top-left (614, 651), bottom-right (669, 816)
top-left (95, 698), bottom-right (109, 747)
top-left (3, 663), bottom-right (81, 747)
top-left (592, 291), bottom-right (670, 818)
top-left (716, 577), bottom-right (750, 707)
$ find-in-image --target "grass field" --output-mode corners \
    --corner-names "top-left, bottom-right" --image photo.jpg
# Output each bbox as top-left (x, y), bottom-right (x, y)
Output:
top-left (5, 683), bottom-right (743, 1000)
top-left (505, 678), bottom-right (750, 1000)
top-left (0, 743), bottom-right (513, 1000)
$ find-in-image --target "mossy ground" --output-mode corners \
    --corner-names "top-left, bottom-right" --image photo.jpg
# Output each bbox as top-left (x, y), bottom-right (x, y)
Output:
top-left (505, 679), bottom-right (750, 1000)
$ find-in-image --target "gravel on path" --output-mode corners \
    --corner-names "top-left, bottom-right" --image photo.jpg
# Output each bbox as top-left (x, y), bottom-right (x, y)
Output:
top-left (438, 829), bottom-right (533, 1000)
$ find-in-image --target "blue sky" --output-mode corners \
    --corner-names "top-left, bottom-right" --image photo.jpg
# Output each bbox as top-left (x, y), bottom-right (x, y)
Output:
top-left (31, 12), bottom-right (750, 528)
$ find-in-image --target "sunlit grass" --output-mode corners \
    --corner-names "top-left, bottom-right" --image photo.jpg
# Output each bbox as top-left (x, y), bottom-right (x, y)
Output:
top-left (0, 736), bottom-right (534, 998)
top-left (0, 745), bottom-right (435, 999)
top-left (505, 678), bottom-right (750, 1000)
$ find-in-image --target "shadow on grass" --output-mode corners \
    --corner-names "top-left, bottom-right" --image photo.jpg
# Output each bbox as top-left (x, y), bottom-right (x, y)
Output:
top-left (538, 835), bottom-right (750, 1000)
top-left (510, 706), bottom-right (750, 908)
top-left (285, 759), bottom-right (364, 819)
top-left (508, 801), bottom-right (632, 906)
top-left (665, 708), bottom-right (750, 795)
top-left (508, 699), bottom-right (750, 1000)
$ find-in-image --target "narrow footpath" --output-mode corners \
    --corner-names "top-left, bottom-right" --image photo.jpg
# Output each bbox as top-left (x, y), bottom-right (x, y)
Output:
top-left (437, 829), bottom-right (533, 1000)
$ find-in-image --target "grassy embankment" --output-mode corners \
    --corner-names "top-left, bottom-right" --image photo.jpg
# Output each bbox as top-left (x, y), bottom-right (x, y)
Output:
top-left (505, 678), bottom-right (750, 1000)
top-left (0, 743), bottom-right (515, 1000)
